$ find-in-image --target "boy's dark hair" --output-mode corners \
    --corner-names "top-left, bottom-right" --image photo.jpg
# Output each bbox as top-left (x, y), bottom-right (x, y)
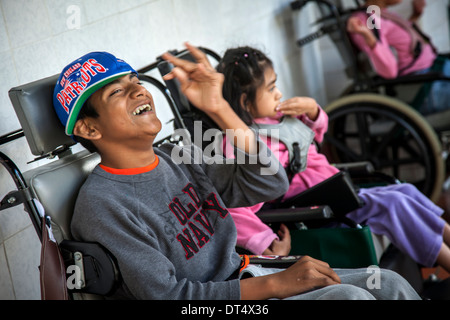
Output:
top-left (217, 46), bottom-right (273, 125)
top-left (74, 97), bottom-right (99, 153)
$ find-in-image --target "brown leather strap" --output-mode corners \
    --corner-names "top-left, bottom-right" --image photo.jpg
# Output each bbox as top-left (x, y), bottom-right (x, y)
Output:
top-left (40, 217), bottom-right (69, 300)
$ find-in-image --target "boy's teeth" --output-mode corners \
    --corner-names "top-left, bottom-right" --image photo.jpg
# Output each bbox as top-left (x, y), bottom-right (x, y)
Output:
top-left (133, 104), bottom-right (152, 115)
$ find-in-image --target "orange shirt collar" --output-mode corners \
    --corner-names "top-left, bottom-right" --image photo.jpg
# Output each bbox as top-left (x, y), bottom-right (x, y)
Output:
top-left (99, 155), bottom-right (159, 175)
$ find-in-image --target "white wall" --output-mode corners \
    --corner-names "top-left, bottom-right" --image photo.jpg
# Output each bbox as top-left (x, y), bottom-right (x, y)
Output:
top-left (0, 0), bottom-right (448, 299)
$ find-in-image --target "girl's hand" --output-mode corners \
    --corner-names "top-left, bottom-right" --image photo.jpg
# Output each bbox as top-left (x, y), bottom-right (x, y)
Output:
top-left (346, 16), bottom-right (370, 35)
top-left (411, 0), bottom-right (426, 22)
top-left (262, 224), bottom-right (291, 256)
top-left (346, 16), bottom-right (377, 48)
top-left (276, 97), bottom-right (319, 120)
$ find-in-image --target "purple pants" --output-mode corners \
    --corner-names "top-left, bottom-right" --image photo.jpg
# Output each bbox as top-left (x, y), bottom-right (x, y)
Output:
top-left (346, 183), bottom-right (445, 267)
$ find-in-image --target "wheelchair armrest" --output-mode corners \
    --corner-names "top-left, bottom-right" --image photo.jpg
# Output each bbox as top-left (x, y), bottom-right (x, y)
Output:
top-left (373, 71), bottom-right (450, 87)
top-left (59, 240), bottom-right (120, 296)
top-left (334, 161), bottom-right (375, 176)
top-left (278, 171), bottom-right (364, 217)
top-left (247, 255), bottom-right (303, 269)
top-left (335, 162), bottom-right (398, 184)
top-left (256, 205), bottom-right (333, 224)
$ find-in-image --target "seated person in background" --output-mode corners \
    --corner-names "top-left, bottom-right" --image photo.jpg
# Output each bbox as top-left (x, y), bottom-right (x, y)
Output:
top-left (217, 45), bottom-right (450, 276)
top-left (346, 0), bottom-right (450, 115)
top-left (52, 42), bottom-right (420, 300)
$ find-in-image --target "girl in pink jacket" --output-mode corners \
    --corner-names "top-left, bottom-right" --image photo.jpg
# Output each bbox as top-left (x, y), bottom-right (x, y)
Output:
top-left (347, 0), bottom-right (450, 115)
top-left (217, 46), bottom-right (450, 273)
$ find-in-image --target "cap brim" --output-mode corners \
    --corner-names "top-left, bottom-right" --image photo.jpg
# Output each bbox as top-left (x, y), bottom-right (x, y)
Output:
top-left (65, 71), bottom-right (133, 135)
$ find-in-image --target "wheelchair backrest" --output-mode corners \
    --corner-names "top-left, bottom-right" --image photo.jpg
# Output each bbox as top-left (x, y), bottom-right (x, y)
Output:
top-left (23, 151), bottom-right (100, 242)
top-left (9, 76), bottom-right (101, 242)
top-left (294, 0), bottom-right (374, 85)
top-left (9, 75), bottom-right (76, 157)
top-left (318, 1), bottom-right (371, 81)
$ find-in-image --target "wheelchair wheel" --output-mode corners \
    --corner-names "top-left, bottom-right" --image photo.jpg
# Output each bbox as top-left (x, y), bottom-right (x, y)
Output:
top-left (322, 93), bottom-right (445, 203)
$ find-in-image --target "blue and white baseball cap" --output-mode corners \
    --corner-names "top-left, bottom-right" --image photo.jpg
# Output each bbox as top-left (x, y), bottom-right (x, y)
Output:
top-left (53, 51), bottom-right (137, 136)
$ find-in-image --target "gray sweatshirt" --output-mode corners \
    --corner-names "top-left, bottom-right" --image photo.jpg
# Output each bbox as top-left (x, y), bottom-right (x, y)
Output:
top-left (71, 140), bottom-right (288, 299)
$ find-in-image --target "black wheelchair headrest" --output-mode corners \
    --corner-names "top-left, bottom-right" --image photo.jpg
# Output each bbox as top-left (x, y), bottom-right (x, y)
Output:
top-left (8, 75), bottom-right (76, 156)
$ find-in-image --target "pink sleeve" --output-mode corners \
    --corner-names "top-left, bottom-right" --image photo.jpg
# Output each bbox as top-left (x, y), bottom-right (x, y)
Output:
top-left (227, 203), bottom-right (278, 255)
top-left (299, 105), bottom-right (328, 144)
top-left (366, 42), bottom-right (399, 78)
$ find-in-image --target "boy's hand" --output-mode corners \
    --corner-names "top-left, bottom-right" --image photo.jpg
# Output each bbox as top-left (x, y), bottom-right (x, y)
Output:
top-left (276, 97), bottom-right (319, 120)
top-left (272, 256), bottom-right (341, 299)
top-left (240, 255), bottom-right (341, 299)
top-left (162, 42), bottom-right (256, 154)
top-left (162, 42), bottom-right (227, 116)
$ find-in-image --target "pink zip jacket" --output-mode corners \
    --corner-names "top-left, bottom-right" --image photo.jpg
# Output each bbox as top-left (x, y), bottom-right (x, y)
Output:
top-left (349, 10), bottom-right (436, 78)
top-left (227, 106), bottom-right (339, 254)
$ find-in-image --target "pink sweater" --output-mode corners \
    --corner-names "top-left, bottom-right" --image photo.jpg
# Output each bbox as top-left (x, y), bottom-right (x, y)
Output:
top-left (227, 107), bottom-right (339, 254)
top-left (349, 10), bottom-right (436, 78)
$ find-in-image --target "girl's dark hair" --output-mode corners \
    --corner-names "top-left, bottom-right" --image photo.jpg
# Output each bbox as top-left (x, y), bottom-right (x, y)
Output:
top-left (217, 46), bottom-right (273, 125)
top-left (74, 97), bottom-right (99, 153)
